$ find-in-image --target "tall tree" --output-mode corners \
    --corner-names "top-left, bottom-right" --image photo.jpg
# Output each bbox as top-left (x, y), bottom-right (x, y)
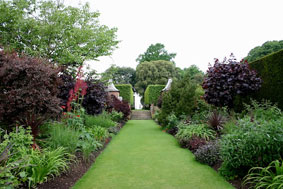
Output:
top-left (135, 60), bottom-right (177, 97)
top-left (101, 65), bottom-right (136, 86)
top-left (0, 0), bottom-right (119, 69)
top-left (136, 43), bottom-right (176, 64)
top-left (245, 40), bottom-right (283, 62)
top-left (180, 65), bottom-right (204, 85)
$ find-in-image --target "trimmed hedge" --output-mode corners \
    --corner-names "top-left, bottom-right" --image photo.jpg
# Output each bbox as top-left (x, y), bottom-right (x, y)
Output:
top-left (115, 84), bottom-right (134, 106)
top-left (144, 85), bottom-right (165, 105)
top-left (249, 49), bottom-right (283, 110)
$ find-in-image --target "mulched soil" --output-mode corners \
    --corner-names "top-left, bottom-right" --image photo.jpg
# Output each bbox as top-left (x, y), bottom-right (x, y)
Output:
top-left (37, 122), bottom-right (125, 189)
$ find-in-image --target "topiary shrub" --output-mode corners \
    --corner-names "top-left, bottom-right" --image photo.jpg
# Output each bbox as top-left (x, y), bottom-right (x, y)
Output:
top-left (194, 141), bottom-right (220, 166)
top-left (202, 54), bottom-right (262, 109)
top-left (248, 49), bottom-right (283, 110)
top-left (115, 84), bottom-right (134, 106)
top-left (0, 51), bottom-right (61, 139)
top-left (144, 85), bottom-right (165, 105)
top-left (82, 80), bottom-right (107, 115)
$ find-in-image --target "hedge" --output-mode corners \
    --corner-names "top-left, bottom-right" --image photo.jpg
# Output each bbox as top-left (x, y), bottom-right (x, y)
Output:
top-left (247, 49), bottom-right (283, 110)
top-left (115, 84), bottom-right (134, 106)
top-left (144, 85), bottom-right (165, 105)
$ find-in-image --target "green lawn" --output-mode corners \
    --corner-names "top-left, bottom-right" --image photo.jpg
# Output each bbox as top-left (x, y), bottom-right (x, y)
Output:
top-left (73, 120), bottom-right (233, 189)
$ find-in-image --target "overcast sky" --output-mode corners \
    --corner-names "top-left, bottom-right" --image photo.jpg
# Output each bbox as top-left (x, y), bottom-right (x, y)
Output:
top-left (64, 0), bottom-right (283, 73)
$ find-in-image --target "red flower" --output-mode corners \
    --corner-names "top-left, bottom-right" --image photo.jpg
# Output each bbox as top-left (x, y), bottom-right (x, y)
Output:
top-left (61, 105), bottom-right (66, 109)
top-left (63, 112), bottom-right (67, 115)
top-left (77, 115), bottom-right (80, 117)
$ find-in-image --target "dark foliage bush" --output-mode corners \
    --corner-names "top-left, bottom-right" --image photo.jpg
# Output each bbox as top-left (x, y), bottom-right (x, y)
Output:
top-left (194, 141), bottom-right (220, 166)
top-left (202, 54), bottom-right (262, 109)
top-left (107, 95), bottom-right (131, 120)
top-left (57, 71), bottom-right (75, 107)
top-left (0, 51), bottom-right (61, 138)
top-left (186, 136), bottom-right (207, 152)
top-left (82, 80), bottom-right (107, 115)
top-left (207, 111), bottom-right (225, 134)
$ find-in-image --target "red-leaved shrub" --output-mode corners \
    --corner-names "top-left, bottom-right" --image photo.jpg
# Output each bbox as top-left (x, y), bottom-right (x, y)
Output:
top-left (107, 95), bottom-right (131, 120)
top-left (0, 51), bottom-right (61, 139)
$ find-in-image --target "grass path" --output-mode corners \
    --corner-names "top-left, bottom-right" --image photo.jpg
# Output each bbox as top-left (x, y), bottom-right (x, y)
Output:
top-left (74, 120), bottom-right (233, 189)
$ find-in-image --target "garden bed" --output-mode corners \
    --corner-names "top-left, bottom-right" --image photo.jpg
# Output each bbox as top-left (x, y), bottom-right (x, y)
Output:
top-left (38, 122), bottom-right (125, 189)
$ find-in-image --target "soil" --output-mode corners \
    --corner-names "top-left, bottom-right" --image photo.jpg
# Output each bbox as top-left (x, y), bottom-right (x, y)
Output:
top-left (212, 162), bottom-right (250, 189)
top-left (37, 122), bottom-right (125, 189)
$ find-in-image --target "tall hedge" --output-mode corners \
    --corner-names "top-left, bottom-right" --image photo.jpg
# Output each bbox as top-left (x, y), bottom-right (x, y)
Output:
top-left (248, 49), bottom-right (283, 110)
top-left (115, 84), bottom-right (134, 106)
top-left (144, 85), bottom-right (165, 105)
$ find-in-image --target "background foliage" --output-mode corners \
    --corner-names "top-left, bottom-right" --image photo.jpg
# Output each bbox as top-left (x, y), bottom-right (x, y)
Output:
top-left (136, 43), bottom-right (176, 64)
top-left (245, 40), bottom-right (283, 62)
top-left (135, 60), bottom-right (177, 98)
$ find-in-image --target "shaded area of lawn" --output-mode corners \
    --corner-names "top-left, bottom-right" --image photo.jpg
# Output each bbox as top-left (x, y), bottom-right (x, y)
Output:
top-left (73, 120), bottom-right (233, 189)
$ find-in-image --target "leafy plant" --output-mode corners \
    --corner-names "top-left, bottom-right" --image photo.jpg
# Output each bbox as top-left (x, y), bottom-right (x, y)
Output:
top-left (243, 160), bottom-right (283, 189)
top-left (220, 117), bottom-right (283, 178)
top-left (77, 128), bottom-right (102, 160)
top-left (202, 54), bottom-right (262, 108)
top-left (244, 100), bottom-right (282, 121)
top-left (186, 136), bottom-right (207, 152)
top-left (0, 127), bottom-right (33, 162)
top-left (86, 126), bottom-right (109, 142)
top-left (194, 141), bottom-right (220, 166)
top-left (45, 123), bottom-right (80, 154)
top-left (109, 110), bottom-right (124, 122)
top-left (24, 147), bottom-right (72, 187)
top-left (85, 114), bottom-right (116, 128)
top-left (176, 124), bottom-right (216, 141)
top-left (0, 51), bottom-right (61, 139)
top-left (166, 113), bottom-right (179, 135)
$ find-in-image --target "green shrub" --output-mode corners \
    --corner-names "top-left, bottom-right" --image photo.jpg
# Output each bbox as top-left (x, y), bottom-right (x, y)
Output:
top-left (45, 122), bottom-right (80, 154)
top-left (144, 85), bottom-right (165, 105)
top-left (115, 84), bottom-right (134, 106)
top-left (194, 141), bottom-right (220, 166)
top-left (158, 73), bottom-right (198, 126)
top-left (243, 160), bottom-right (283, 189)
top-left (109, 110), bottom-right (124, 122)
top-left (235, 49), bottom-right (283, 111)
top-left (85, 114), bottom-right (116, 128)
top-left (220, 117), bottom-right (283, 178)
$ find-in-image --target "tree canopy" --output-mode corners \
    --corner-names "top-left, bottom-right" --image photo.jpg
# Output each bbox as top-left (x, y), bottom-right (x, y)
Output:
top-left (136, 43), bottom-right (176, 64)
top-left (177, 65), bottom-right (204, 84)
top-left (135, 60), bottom-right (177, 97)
top-left (0, 0), bottom-right (119, 69)
top-left (245, 40), bottom-right (283, 62)
top-left (101, 65), bottom-right (136, 86)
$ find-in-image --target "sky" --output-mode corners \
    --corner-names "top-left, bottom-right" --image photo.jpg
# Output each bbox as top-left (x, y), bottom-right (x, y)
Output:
top-left (64, 0), bottom-right (283, 73)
